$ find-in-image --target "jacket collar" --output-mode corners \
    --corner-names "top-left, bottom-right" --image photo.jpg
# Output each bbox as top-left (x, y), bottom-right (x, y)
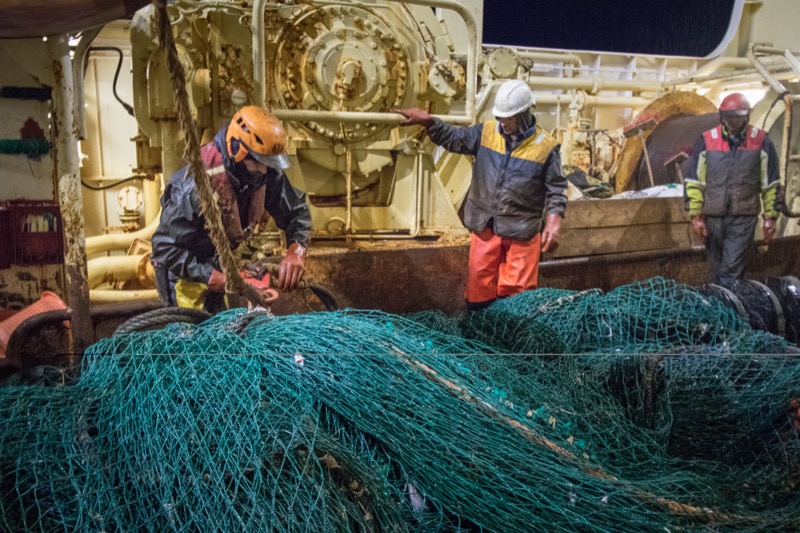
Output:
top-left (497, 114), bottom-right (539, 145)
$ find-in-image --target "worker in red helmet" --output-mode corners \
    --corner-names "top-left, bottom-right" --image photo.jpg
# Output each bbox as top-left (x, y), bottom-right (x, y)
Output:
top-left (685, 92), bottom-right (783, 288)
top-left (395, 80), bottom-right (567, 311)
top-left (151, 106), bottom-right (311, 312)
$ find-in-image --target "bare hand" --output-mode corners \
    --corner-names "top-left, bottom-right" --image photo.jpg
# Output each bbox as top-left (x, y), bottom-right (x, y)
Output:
top-left (691, 215), bottom-right (708, 243)
top-left (393, 108), bottom-right (434, 128)
top-left (277, 243), bottom-right (307, 292)
top-left (763, 217), bottom-right (777, 244)
top-left (541, 213), bottom-right (561, 253)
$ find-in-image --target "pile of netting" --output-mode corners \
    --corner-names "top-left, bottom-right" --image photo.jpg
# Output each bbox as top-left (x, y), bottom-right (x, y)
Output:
top-left (2, 277), bottom-right (799, 532)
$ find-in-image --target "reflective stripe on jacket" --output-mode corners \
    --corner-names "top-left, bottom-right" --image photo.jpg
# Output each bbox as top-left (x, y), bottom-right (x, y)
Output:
top-left (428, 118), bottom-right (567, 240)
top-left (685, 124), bottom-right (781, 218)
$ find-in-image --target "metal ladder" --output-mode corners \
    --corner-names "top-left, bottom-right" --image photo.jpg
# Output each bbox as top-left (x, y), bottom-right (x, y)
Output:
top-left (748, 45), bottom-right (800, 218)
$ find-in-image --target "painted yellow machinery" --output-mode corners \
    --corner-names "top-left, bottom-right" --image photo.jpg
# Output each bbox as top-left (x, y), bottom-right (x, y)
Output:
top-left (129, 0), bottom-right (471, 239)
top-left (2, 0), bottom-right (800, 353)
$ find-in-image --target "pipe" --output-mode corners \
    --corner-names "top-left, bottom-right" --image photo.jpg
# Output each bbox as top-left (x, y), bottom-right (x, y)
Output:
top-left (143, 174), bottom-right (163, 227)
top-left (72, 26), bottom-right (103, 140)
top-left (87, 254), bottom-right (154, 289)
top-left (524, 75), bottom-right (663, 94)
top-left (474, 81), bottom-right (502, 115)
top-left (345, 141), bottom-right (352, 237)
top-left (412, 146), bottom-right (424, 238)
top-left (87, 253), bottom-right (158, 303)
top-left (49, 34), bottom-right (92, 355)
top-left (535, 93), bottom-right (648, 108)
top-left (253, 0), bottom-right (479, 122)
top-left (272, 108), bottom-right (472, 125)
top-left (541, 245), bottom-right (707, 269)
top-left (513, 48), bottom-right (582, 69)
top-left (784, 49), bottom-right (800, 76)
top-left (687, 57), bottom-right (751, 79)
top-left (90, 289), bottom-right (160, 303)
top-left (85, 208), bottom-right (161, 256)
top-left (251, 0), bottom-right (268, 107)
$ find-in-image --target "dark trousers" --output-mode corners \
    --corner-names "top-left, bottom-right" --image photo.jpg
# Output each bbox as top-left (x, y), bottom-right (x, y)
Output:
top-left (705, 214), bottom-right (758, 288)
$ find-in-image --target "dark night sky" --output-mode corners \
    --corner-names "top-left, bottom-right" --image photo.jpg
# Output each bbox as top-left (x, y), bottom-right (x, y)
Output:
top-left (482, 0), bottom-right (740, 57)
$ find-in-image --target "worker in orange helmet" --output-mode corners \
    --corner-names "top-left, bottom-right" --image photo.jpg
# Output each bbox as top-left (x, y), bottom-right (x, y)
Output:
top-left (685, 92), bottom-right (784, 288)
top-left (152, 106), bottom-right (311, 312)
top-left (395, 80), bottom-right (567, 311)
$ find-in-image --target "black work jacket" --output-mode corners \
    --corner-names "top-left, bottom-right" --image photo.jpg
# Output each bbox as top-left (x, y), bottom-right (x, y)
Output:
top-left (151, 127), bottom-right (311, 283)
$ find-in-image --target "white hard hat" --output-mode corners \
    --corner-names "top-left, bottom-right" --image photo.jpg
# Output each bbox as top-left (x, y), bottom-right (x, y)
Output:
top-left (491, 80), bottom-right (536, 118)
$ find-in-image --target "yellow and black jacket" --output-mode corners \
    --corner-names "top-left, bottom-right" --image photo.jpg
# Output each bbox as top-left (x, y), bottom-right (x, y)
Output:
top-left (685, 124), bottom-right (782, 218)
top-left (427, 118), bottom-right (567, 240)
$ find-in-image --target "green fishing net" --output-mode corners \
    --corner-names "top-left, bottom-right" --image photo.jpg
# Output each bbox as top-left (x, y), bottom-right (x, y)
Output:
top-left (1, 278), bottom-right (799, 532)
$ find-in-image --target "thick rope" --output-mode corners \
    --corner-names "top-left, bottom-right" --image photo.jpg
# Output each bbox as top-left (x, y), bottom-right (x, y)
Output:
top-left (153, 0), bottom-right (266, 307)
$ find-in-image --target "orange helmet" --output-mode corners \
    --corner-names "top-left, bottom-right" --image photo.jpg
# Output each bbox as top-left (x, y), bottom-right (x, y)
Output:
top-left (226, 106), bottom-right (290, 170)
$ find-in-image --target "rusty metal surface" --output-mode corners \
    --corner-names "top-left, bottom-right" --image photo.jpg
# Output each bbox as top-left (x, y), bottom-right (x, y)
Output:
top-left (271, 235), bottom-right (800, 316)
top-left (271, 243), bottom-right (471, 316)
top-left (50, 36), bottom-right (92, 355)
top-left (556, 197), bottom-right (695, 258)
top-left (615, 92), bottom-right (717, 192)
top-left (633, 113), bottom-right (720, 190)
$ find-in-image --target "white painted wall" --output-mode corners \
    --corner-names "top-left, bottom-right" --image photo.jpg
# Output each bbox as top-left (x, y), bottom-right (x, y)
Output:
top-left (0, 40), bottom-right (56, 200)
top-left (749, 0), bottom-right (800, 52)
top-left (80, 36), bottom-right (141, 239)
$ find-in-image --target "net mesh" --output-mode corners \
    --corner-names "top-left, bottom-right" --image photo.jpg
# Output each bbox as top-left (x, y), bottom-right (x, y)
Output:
top-left (1, 277), bottom-right (799, 532)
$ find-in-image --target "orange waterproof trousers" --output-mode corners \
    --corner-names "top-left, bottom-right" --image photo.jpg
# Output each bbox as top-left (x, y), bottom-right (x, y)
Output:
top-left (465, 226), bottom-right (542, 304)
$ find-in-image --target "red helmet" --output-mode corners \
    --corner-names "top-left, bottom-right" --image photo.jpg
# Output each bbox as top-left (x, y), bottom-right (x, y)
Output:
top-left (719, 92), bottom-right (751, 116)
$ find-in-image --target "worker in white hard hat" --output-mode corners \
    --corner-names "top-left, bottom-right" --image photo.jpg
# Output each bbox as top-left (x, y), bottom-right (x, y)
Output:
top-left (395, 79), bottom-right (567, 311)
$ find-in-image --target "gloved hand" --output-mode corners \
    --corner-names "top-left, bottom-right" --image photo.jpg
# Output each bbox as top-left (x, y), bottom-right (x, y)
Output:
top-left (394, 108), bottom-right (434, 128)
top-left (691, 215), bottom-right (708, 242)
top-left (240, 269), bottom-right (272, 291)
top-left (763, 217), bottom-right (777, 243)
top-left (541, 213), bottom-right (561, 253)
top-left (207, 269), bottom-right (226, 292)
top-left (208, 269), bottom-right (275, 296)
top-left (278, 242), bottom-right (307, 292)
